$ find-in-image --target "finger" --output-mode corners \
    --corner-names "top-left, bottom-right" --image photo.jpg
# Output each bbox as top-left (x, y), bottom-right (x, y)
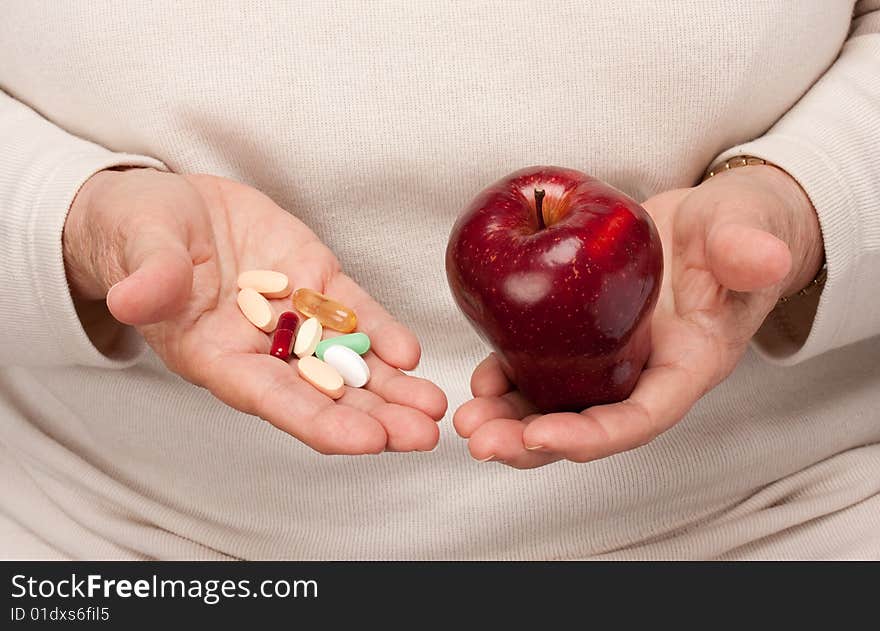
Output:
top-left (706, 223), bottom-right (792, 292)
top-left (363, 355), bottom-right (448, 420)
top-left (326, 273), bottom-right (421, 370)
top-left (470, 353), bottom-right (513, 397)
top-left (467, 418), bottom-right (558, 468)
top-left (522, 362), bottom-right (702, 462)
top-left (453, 391), bottom-right (537, 438)
top-left (370, 403), bottom-right (440, 452)
top-left (340, 386), bottom-right (440, 452)
top-left (108, 227), bottom-right (194, 325)
top-left (201, 353), bottom-right (388, 455)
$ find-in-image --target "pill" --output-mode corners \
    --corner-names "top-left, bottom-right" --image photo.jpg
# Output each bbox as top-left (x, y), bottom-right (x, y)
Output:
top-left (293, 317), bottom-right (323, 358)
top-left (323, 344), bottom-right (371, 388)
top-left (269, 311), bottom-right (300, 360)
top-left (292, 288), bottom-right (357, 333)
top-left (275, 310), bottom-right (300, 332)
top-left (237, 288), bottom-right (278, 332)
top-left (315, 332), bottom-right (371, 360)
top-left (297, 356), bottom-right (345, 399)
top-left (237, 270), bottom-right (291, 299)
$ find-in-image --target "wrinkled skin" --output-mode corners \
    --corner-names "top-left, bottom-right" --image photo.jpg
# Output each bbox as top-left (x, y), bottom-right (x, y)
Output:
top-left (64, 168), bottom-right (447, 455)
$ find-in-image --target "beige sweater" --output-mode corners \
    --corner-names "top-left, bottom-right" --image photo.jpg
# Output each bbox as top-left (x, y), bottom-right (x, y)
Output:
top-left (1, 1), bottom-right (879, 560)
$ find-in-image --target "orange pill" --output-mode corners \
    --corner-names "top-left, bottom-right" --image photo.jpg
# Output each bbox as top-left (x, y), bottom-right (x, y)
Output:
top-left (237, 288), bottom-right (278, 332)
top-left (237, 270), bottom-right (291, 299)
top-left (292, 288), bottom-right (357, 333)
top-left (297, 356), bottom-right (345, 399)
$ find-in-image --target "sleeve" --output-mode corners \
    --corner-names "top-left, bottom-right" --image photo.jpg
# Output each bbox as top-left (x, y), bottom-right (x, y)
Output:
top-left (710, 1), bottom-right (880, 366)
top-left (0, 90), bottom-right (167, 368)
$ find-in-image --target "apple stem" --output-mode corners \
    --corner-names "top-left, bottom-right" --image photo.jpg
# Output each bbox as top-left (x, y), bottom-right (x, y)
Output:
top-left (534, 188), bottom-right (546, 230)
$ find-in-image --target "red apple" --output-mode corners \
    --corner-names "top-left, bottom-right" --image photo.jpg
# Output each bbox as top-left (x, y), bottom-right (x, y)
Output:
top-left (446, 166), bottom-right (663, 413)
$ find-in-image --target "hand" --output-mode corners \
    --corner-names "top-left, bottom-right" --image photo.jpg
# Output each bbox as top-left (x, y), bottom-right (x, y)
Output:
top-left (454, 164), bottom-right (824, 468)
top-left (64, 168), bottom-right (447, 454)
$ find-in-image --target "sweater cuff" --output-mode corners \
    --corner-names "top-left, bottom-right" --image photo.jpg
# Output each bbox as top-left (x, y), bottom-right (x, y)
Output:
top-left (711, 133), bottom-right (856, 366)
top-left (35, 153), bottom-right (168, 368)
top-left (0, 134), bottom-right (166, 368)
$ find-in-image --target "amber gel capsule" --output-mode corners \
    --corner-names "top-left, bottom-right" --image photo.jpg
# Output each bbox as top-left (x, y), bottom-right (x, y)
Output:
top-left (269, 311), bottom-right (300, 360)
top-left (292, 288), bottom-right (357, 333)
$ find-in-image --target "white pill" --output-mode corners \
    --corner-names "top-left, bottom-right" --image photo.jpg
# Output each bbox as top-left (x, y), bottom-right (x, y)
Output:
top-left (297, 356), bottom-right (345, 399)
top-left (237, 270), bottom-right (291, 299)
top-left (323, 344), bottom-right (371, 388)
top-left (293, 317), bottom-right (323, 358)
top-left (237, 288), bottom-right (277, 332)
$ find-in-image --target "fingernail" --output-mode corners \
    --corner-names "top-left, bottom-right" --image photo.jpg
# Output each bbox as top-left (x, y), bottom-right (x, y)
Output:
top-left (524, 444), bottom-right (544, 451)
top-left (477, 454), bottom-right (495, 462)
top-left (106, 281), bottom-right (121, 303)
top-left (105, 281), bottom-right (124, 320)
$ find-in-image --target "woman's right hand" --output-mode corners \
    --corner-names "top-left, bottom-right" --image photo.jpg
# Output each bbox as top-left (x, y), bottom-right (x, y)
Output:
top-left (63, 168), bottom-right (447, 454)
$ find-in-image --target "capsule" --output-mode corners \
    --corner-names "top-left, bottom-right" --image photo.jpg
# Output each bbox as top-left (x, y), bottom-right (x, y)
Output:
top-left (292, 288), bottom-right (357, 333)
top-left (269, 311), bottom-right (300, 360)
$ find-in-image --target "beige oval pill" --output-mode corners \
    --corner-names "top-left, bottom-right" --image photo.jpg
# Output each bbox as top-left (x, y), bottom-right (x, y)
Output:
top-left (297, 356), bottom-right (345, 399)
top-left (237, 288), bottom-right (277, 332)
top-left (293, 317), bottom-right (322, 358)
top-left (237, 270), bottom-right (291, 299)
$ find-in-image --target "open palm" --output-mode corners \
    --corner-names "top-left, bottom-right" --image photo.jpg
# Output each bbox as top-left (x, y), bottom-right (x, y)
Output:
top-left (454, 166), bottom-right (820, 468)
top-left (73, 169), bottom-right (446, 455)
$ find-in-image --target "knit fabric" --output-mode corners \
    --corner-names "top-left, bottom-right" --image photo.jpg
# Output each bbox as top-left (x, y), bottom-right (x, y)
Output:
top-left (0, 1), bottom-right (878, 559)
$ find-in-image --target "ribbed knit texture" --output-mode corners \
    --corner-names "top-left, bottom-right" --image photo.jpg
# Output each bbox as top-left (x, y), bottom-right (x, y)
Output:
top-left (0, 1), bottom-right (878, 560)
top-left (714, 28), bottom-right (880, 365)
top-left (0, 93), bottom-right (164, 368)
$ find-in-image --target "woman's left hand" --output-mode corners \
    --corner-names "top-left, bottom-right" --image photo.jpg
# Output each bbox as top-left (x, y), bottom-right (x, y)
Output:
top-left (453, 164), bottom-right (825, 468)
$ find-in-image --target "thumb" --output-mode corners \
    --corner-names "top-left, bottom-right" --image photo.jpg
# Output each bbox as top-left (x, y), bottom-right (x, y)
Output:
top-left (706, 222), bottom-right (792, 293)
top-left (106, 226), bottom-right (194, 326)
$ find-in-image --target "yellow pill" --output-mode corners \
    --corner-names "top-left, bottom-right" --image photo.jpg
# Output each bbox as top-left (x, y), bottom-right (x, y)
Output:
top-left (297, 356), bottom-right (345, 399)
top-left (292, 288), bottom-right (357, 333)
top-left (293, 317), bottom-right (322, 359)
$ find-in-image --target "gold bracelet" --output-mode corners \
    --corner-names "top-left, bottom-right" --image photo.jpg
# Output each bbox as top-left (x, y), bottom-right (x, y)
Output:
top-left (703, 155), bottom-right (769, 180)
top-left (702, 155), bottom-right (827, 304)
top-left (777, 265), bottom-right (827, 304)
